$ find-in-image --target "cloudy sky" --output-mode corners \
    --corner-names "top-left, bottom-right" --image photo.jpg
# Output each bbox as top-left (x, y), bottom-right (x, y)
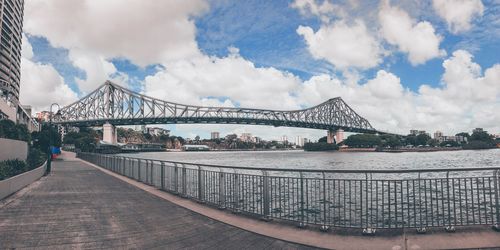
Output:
top-left (20, 0), bottom-right (499, 140)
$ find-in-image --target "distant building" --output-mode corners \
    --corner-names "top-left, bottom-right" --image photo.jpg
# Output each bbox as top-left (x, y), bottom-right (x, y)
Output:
top-left (240, 133), bottom-right (253, 142)
top-left (211, 132), bottom-right (220, 140)
top-left (434, 131), bottom-right (443, 139)
top-left (254, 136), bottom-right (262, 143)
top-left (281, 135), bottom-right (288, 143)
top-left (146, 127), bottom-right (169, 136)
top-left (0, 0), bottom-right (24, 104)
top-left (410, 130), bottom-right (419, 135)
top-left (436, 135), bottom-right (467, 144)
top-left (182, 145), bottom-right (210, 151)
top-left (295, 136), bottom-right (303, 147)
top-left (36, 111), bottom-right (52, 122)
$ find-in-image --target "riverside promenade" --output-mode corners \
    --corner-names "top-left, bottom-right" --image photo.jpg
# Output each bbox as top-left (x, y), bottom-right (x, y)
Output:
top-left (1, 152), bottom-right (500, 249)
top-left (0, 153), bottom-right (314, 249)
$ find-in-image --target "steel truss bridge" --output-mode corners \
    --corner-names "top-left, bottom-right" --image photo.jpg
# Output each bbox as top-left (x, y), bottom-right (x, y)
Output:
top-left (54, 81), bottom-right (381, 134)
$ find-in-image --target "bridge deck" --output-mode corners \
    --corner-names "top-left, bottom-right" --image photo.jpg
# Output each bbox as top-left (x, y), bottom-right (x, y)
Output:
top-left (0, 156), bottom-right (315, 249)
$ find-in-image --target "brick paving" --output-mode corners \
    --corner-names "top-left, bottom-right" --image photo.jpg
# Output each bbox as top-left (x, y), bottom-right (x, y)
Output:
top-left (0, 159), bottom-right (317, 249)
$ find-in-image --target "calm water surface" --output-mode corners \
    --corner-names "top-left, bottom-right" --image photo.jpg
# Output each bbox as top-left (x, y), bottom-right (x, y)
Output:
top-left (121, 149), bottom-right (500, 171)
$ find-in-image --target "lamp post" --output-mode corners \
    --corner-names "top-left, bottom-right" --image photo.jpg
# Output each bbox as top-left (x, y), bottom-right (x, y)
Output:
top-left (46, 103), bottom-right (60, 176)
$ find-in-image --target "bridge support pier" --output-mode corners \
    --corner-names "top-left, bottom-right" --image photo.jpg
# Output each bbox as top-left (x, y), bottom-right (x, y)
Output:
top-left (327, 129), bottom-right (344, 144)
top-left (103, 122), bottom-right (117, 144)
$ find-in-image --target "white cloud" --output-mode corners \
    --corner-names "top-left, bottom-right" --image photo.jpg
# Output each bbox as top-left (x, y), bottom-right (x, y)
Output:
top-left (433, 0), bottom-right (484, 34)
top-left (298, 50), bottom-right (500, 135)
top-left (23, 0), bottom-right (208, 95)
top-left (297, 20), bottom-right (382, 69)
top-left (379, 1), bottom-right (446, 65)
top-left (24, 0), bottom-right (207, 67)
top-left (20, 60), bottom-right (78, 112)
top-left (19, 36), bottom-right (78, 112)
top-left (291, 0), bottom-right (343, 21)
top-left (143, 51), bottom-right (302, 110)
top-left (21, 35), bottom-right (34, 59)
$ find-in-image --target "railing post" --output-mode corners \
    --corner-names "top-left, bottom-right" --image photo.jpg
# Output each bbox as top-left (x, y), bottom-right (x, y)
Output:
top-left (362, 173), bottom-right (375, 235)
top-left (417, 172), bottom-right (426, 234)
top-left (493, 170), bottom-right (500, 231)
top-left (298, 172), bottom-right (306, 228)
top-left (181, 164), bottom-right (187, 197)
top-left (233, 170), bottom-right (240, 213)
top-left (174, 163), bottom-right (179, 194)
top-left (161, 162), bottom-right (165, 190)
top-left (197, 166), bottom-right (204, 203)
top-left (219, 169), bottom-right (226, 209)
top-left (320, 172), bottom-right (329, 232)
top-left (262, 170), bottom-right (271, 221)
top-left (445, 171), bottom-right (455, 232)
top-left (149, 160), bottom-right (155, 186)
top-left (138, 159), bottom-right (141, 181)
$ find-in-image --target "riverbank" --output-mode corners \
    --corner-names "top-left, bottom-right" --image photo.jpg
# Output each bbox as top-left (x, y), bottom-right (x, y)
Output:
top-left (377, 147), bottom-right (463, 153)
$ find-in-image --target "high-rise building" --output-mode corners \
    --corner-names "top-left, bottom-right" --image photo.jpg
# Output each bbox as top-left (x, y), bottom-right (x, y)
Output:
top-left (0, 0), bottom-right (24, 105)
top-left (434, 131), bottom-right (443, 139)
top-left (211, 132), bottom-right (220, 140)
top-left (240, 133), bottom-right (252, 142)
top-left (295, 136), bottom-right (304, 147)
top-left (0, 0), bottom-right (36, 131)
top-left (281, 135), bottom-right (288, 144)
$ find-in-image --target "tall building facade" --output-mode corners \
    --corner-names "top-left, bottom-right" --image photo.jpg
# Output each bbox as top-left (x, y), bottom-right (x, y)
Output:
top-left (0, 0), bottom-right (24, 105)
top-left (211, 132), bottom-right (220, 140)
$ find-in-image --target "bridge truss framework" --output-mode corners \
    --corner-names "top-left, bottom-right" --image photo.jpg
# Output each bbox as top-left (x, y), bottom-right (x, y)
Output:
top-left (55, 81), bottom-right (378, 134)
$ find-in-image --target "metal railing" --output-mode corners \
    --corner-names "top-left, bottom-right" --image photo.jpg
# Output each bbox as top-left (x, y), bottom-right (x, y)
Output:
top-left (77, 152), bottom-right (500, 233)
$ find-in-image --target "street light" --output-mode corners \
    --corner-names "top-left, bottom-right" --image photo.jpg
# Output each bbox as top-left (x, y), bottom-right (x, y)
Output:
top-left (46, 103), bottom-right (61, 176)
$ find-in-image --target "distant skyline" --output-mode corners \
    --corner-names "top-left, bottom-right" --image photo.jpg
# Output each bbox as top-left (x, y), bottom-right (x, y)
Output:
top-left (19, 0), bottom-right (499, 140)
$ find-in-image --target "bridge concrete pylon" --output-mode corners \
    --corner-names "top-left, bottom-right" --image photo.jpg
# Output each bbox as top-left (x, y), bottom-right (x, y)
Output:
top-left (103, 122), bottom-right (117, 144)
top-left (327, 129), bottom-right (344, 144)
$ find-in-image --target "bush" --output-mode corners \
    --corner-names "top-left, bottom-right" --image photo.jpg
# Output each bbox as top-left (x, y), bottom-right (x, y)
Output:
top-left (0, 148), bottom-right (46, 180)
top-left (27, 147), bottom-right (46, 169)
top-left (463, 140), bottom-right (495, 150)
top-left (304, 142), bottom-right (339, 151)
top-left (0, 160), bottom-right (29, 180)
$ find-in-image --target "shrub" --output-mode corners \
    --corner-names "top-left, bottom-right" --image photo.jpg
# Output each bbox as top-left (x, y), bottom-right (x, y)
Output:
top-left (463, 140), bottom-right (495, 150)
top-left (304, 142), bottom-right (339, 151)
top-left (27, 148), bottom-right (46, 169)
top-left (0, 160), bottom-right (28, 180)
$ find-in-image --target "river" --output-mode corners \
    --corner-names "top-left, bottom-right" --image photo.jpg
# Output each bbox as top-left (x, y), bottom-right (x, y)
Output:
top-left (120, 149), bottom-right (500, 171)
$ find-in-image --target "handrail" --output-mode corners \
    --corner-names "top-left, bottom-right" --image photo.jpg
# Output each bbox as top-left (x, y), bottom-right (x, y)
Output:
top-left (78, 152), bottom-right (500, 232)
top-left (86, 152), bottom-right (500, 174)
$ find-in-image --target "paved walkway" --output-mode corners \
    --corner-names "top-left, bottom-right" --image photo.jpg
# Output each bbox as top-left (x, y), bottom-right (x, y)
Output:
top-left (0, 158), bottom-right (316, 249)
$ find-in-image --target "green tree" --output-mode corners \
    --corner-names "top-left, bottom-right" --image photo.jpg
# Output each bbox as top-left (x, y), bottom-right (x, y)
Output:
top-left (318, 136), bottom-right (327, 143)
top-left (470, 131), bottom-right (493, 142)
top-left (440, 141), bottom-right (460, 147)
top-left (0, 119), bottom-right (19, 140)
top-left (380, 134), bottom-right (402, 148)
top-left (304, 142), bottom-right (339, 151)
top-left (344, 134), bottom-right (381, 148)
top-left (32, 124), bottom-right (61, 152)
top-left (415, 134), bottom-right (431, 146)
top-left (455, 132), bottom-right (470, 139)
top-left (427, 139), bottom-right (439, 147)
top-left (63, 128), bottom-right (98, 152)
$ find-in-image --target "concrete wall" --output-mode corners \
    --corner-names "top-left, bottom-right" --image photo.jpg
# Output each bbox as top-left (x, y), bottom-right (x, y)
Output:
top-left (0, 162), bottom-right (46, 200)
top-left (0, 138), bottom-right (28, 161)
top-left (0, 97), bottom-right (16, 122)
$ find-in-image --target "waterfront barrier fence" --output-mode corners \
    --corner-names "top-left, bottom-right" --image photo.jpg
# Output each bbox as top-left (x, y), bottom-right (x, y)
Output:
top-left (77, 152), bottom-right (500, 233)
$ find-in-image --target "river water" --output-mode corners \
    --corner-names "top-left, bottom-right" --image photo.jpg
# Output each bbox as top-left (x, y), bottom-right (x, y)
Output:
top-left (120, 149), bottom-right (500, 171)
top-left (113, 149), bottom-right (500, 228)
